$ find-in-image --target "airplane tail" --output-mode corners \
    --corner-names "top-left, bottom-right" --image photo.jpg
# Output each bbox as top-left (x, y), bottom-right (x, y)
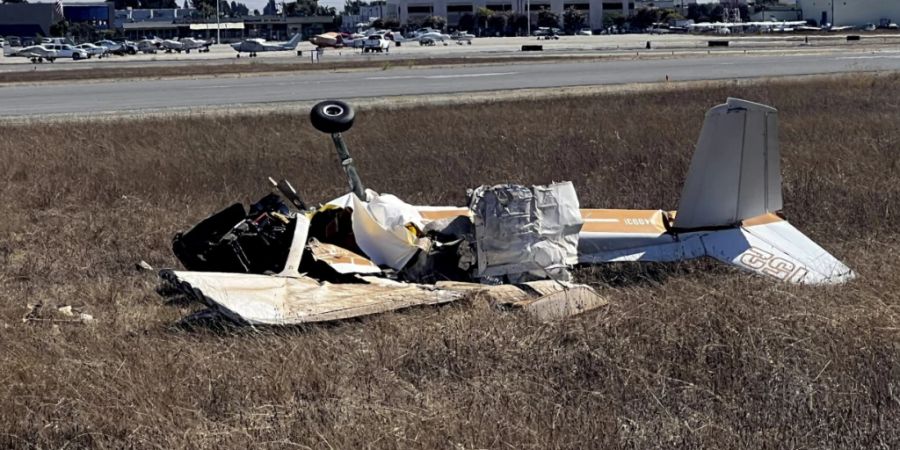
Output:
top-left (672, 98), bottom-right (854, 284)
top-left (674, 98), bottom-right (782, 230)
top-left (284, 33), bottom-right (303, 49)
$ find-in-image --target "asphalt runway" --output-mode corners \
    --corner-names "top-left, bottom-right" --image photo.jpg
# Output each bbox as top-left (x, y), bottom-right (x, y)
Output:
top-left (2, 51), bottom-right (900, 117)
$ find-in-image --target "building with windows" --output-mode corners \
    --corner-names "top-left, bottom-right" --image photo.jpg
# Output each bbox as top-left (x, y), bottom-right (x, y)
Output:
top-left (64, 2), bottom-right (115, 29)
top-left (0, 3), bottom-right (57, 37)
top-left (789, 0), bottom-right (900, 26)
top-left (392, 0), bottom-right (634, 31)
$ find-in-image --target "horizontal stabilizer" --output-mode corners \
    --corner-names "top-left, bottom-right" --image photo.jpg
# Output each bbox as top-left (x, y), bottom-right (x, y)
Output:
top-left (701, 219), bottom-right (854, 284)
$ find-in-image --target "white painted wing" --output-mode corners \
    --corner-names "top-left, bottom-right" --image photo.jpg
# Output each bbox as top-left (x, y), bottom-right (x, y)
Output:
top-left (161, 270), bottom-right (462, 325)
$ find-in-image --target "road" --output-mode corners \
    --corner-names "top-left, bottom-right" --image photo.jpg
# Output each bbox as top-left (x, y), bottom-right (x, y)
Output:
top-left (1, 51), bottom-right (899, 117)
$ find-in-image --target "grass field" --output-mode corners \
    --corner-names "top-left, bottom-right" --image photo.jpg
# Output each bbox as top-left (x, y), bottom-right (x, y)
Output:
top-left (1, 74), bottom-right (899, 448)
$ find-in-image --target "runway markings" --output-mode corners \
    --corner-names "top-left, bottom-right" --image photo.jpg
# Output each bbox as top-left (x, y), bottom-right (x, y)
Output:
top-left (365, 72), bottom-right (518, 80)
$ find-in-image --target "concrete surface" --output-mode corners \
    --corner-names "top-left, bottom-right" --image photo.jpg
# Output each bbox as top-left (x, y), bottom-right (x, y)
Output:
top-left (1, 50), bottom-right (899, 117)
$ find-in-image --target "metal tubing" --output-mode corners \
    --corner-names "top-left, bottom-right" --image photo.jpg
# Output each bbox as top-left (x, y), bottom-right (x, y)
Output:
top-left (331, 132), bottom-right (366, 199)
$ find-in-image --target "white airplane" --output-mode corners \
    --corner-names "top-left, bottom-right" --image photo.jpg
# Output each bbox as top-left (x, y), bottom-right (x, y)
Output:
top-left (76, 43), bottom-right (108, 58)
top-left (230, 34), bottom-right (303, 57)
top-left (450, 31), bottom-right (475, 44)
top-left (401, 31), bottom-right (452, 46)
top-left (160, 98), bottom-right (854, 326)
top-left (3, 44), bottom-right (59, 62)
top-left (160, 37), bottom-right (211, 53)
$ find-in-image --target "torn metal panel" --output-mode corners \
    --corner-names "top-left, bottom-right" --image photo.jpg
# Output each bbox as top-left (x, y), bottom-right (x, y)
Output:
top-left (350, 191), bottom-right (426, 270)
top-left (434, 280), bottom-right (607, 321)
top-left (307, 238), bottom-right (381, 275)
top-left (161, 269), bottom-right (463, 325)
top-left (469, 182), bottom-right (583, 282)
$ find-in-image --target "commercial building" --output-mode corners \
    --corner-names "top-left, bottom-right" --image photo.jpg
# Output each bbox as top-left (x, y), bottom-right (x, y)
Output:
top-left (64, 2), bottom-right (115, 29)
top-left (0, 3), bottom-right (57, 37)
top-left (390, 0), bottom-right (634, 31)
top-left (784, 0), bottom-right (900, 26)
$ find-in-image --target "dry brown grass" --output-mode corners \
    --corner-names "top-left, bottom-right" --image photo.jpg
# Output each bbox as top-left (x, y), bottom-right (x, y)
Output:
top-left (1, 74), bottom-right (900, 448)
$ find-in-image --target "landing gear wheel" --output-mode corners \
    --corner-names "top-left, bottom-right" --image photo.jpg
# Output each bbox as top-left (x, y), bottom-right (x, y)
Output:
top-left (310, 100), bottom-right (355, 134)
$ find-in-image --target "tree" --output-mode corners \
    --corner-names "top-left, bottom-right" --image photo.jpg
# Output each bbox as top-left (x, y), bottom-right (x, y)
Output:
top-left (536, 7), bottom-right (559, 28)
top-left (231, 1), bottom-right (249, 16)
top-left (183, 0), bottom-right (189, 8)
top-left (486, 12), bottom-right (507, 35)
top-left (510, 13), bottom-right (527, 34)
top-left (422, 15), bottom-right (446, 30)
top-left (562, 7), bottom-right (585, 34)
top-left (342, 0), bottom-right (369, 15)
top-left (262, 0), bottom-right (277, 15)
top-left (383, 18), bottom-right (399, 28)
top-left (284, 0), bottom-right (318, 16)
top-left (457, 13), bottom-right (474, 32)
top-left (475, 6), bottom-right (492, 32)
top-left (252, 8), bottom-right (259, 15)
top-left (141, 0), bottom-right (177, 8)
top-left (630, 7), bottom-right (659, 30)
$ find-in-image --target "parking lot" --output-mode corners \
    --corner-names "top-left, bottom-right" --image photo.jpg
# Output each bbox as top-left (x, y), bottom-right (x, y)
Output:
top-left (2, 32), bottom-right (900, 73)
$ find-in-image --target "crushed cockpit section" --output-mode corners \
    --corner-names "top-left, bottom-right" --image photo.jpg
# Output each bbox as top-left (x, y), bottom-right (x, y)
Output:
top-left (160, 180), bottom-right (604, 326)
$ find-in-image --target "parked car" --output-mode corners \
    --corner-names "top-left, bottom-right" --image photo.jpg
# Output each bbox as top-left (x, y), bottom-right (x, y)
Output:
top-left (363, 34), bottom-right (391, 53)
top-left (44, 44), bottom-right (89, 60)
top-left (577, 28), bottom-right (593, 36)
top-left (76, 43), bottom-right (108, 58)
top-left (6, 36), bottom-right (22, 47)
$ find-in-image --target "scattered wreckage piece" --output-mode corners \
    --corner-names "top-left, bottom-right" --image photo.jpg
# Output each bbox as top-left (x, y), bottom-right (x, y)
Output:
top-left (156, 97), bottom-right (855, 327)
top-left (160, 269), bottom-right (606, 325)
top-left (160, 270), bottom-right (465, 325)
top-left (23, 303), bottom-right (95, 324)
top-left (435, 281), bottom-right (608, 322)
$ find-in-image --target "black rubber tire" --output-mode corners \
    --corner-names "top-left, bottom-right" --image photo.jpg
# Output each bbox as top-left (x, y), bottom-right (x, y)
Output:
top-left (310, 100), bottom-right (355, 134)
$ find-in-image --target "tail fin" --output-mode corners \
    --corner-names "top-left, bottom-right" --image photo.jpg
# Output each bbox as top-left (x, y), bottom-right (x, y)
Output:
top-left (284, 34), bottom-right (303, 49)
top-left (671, 98), bottom-right (854, 283)
top-left (674, 98), bottom-right (782, 229)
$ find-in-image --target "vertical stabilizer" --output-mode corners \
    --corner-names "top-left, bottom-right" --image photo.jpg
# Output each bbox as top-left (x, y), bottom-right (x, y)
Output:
top-left (674, 98), bottom-right (782, 229)
top-left (284, 34), bottom-right (303, 49)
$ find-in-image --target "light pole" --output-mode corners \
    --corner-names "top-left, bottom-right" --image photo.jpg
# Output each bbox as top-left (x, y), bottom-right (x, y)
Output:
top-left (526, 0), bottom-right (530, 36)
top-left (216, 0), bottom-right (221, 44)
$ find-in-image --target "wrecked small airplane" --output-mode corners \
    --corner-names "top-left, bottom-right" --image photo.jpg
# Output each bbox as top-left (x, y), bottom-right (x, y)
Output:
top-left (159, 98), bottom-right (854, 326)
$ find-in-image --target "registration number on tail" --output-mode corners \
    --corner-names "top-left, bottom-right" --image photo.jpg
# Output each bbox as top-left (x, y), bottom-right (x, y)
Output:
top-left (739, 247), bottom-right (809, 283)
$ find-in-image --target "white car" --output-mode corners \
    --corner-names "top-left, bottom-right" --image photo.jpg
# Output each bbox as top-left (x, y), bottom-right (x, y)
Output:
top-left (76, 43), bottom-right (107, 58)
top-left (363, 34), bottom-right (391, 53)
top-left (45, 44), bottom-right (89, 60)
top-left (577, 28), bottom-right (593, 36)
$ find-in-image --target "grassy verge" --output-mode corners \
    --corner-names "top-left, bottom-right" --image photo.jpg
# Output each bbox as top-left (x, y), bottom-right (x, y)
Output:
top-left (1, 73), bottom-right (899, 448)
top-left (0, 55), bottom-right (586, 84)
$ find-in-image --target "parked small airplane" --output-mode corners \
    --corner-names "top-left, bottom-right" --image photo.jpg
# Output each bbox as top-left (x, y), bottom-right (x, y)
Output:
top-left (450, 30), bottom-right (475, 44)
top-left (160, 37), bottom-right (211, 53)
top-left (309, 31), bottom-right (345, 48)
top-left (2, 44), bottom-right (58, 62)
top-left (401, 31), bottom-right (452, 46)
top-left (231, 34), bottom-right (303, 57)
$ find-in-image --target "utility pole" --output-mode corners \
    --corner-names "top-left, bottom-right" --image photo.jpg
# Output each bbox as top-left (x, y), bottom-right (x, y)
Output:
top-left (216, 0), bottom-right (221, 44)
top-left (526, 0), bottom-right (530, 36)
